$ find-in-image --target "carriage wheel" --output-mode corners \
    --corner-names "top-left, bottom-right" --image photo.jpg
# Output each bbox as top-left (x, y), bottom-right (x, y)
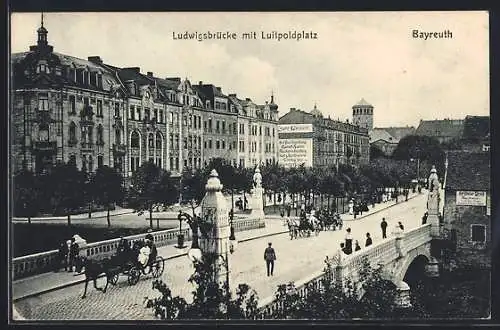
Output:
top-left (151, 257), bottom-right (165, 278)
top-left (110, 272), bottom-right (119, 285)
top-left (128, 267), bottom-right (141, 285)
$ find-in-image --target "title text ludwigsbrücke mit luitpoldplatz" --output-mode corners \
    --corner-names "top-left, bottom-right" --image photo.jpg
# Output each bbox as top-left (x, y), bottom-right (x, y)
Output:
top-left (172, 30), bottom-right (318, 42)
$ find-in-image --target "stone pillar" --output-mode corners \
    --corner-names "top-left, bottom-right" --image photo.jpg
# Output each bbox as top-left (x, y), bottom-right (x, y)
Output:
top-left (250, 166), bottom-right (265, 226)
top-left (427, 165), bottom-right (441, 237)
top-left (424, 256), bottom-right (440, 278)
top-left (200, 169), bottom-right (231, 291)
top-left (395, 281), bottom-right (412, 308)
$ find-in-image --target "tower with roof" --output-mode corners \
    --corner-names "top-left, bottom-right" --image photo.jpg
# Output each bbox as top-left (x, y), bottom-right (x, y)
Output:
top-left (352, 98), bottom-right (374, 131)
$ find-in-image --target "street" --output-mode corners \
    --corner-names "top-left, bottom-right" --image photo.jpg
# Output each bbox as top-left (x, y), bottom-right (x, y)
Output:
top-left (14, 194), bottom-right (426, 320)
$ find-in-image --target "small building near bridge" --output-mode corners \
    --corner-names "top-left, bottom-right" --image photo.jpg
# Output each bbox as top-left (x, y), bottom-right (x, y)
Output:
top-left (441, 151), bottom-right (490, 269)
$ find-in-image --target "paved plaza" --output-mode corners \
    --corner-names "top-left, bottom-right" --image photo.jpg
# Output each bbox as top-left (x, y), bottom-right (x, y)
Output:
top-left (13, 193), bottom-right (426, 320)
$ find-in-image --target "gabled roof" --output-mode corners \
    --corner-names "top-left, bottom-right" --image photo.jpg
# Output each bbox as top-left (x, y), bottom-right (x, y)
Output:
top-left (415, 119), bottom-right (464, 138)
top-left (278, 108), bottom-right (315, 124)
top-left (462, 115), bottom-right (490, 141)
top-left (369, 128), bottom-right (397, 143)
top-left (192, 84), bottom-right (227, 102)
top-left (445, 151), bottom-right (490, 191)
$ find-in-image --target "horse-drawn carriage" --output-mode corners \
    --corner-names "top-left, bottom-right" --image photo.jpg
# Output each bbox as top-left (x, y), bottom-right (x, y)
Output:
top-left (77, 235), bottom-right (165, 298)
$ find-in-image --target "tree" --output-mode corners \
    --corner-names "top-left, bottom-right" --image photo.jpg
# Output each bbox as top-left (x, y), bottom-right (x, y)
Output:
top-left (146, 251), bottom-right (259, 319)
top-left (91, 166), bottom-right (124, 227)
top-left (131, 160), bottom-right (178, 229)
top-left (48, 163), bottom-right (86, 225)
top-left (370, 144), bottom-right (386, 159)
top-left (392, 135), bottom-right (445, 175)
top-left (13, 168), bottom-right (40, 223)
top-left (180, 168), bottom-right (205, 217)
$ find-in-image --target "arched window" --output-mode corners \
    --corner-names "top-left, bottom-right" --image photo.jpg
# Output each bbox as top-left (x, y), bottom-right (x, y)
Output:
top-left (148, 133), bottom-right (154, 148)
top-left (131, 131), bottom-right (140, 148)
top-left (69, 122), bottom-right (76, 141)
top-left (156, 132), bottom-right (162, 149)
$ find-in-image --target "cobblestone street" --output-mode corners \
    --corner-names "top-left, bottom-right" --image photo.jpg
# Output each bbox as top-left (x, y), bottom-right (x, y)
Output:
top-left (14, 194), bottom-right (426, 320)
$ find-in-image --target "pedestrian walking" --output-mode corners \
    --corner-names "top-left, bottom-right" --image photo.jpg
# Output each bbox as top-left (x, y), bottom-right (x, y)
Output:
top-left (381, 218), bottom-right (388, 239)
top-left (344, 228), bottom-right (353, 254)
top-left (286, 204), bottom-right (291, 217)
top-left (365, 233), bottom-right (372, 247)
top-left (69, 237), bottom-right (80, 272)
top-left (354, 240), bottom-right (361, 252)
top-left (340, 242), bottom-right (348, 254)
top-left (264, 242), bottom-right (277, 276)
top-left (422, 212), bottom-right (428, 224)
top-left (398, 221), bottom-right (405, 231)
top-left (55, 241), bottom-right (69, 272)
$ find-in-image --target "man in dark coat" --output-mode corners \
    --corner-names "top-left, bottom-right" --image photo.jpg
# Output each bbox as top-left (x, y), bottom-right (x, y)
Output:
top-left (365, 232), bottom-right (373, 247)
top-left (381, 218), bottom-right (388, 239)
top-left (264, 242), bottom-right (277, 276)
top-left (56, 241), bottom-right (69, 272)
top-left (69, 237), bottom-right (80, 272)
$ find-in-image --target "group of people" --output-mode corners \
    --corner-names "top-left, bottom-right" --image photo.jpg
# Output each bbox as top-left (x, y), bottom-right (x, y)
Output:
top-left (56, 237), bottom-right (81, 273)
top-left (340, 228), bottom-right (373, 255)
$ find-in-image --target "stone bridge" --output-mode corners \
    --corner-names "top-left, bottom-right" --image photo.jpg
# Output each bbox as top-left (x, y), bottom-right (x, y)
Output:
top-left (257, 223), bottom-right (437, 317)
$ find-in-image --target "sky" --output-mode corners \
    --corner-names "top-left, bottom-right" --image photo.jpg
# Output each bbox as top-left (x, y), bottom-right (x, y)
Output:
top-left (10, 11), bottom-right (489, 128)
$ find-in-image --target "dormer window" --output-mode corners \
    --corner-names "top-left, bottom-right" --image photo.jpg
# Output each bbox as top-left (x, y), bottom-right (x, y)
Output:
top-left (83, 71), bottom-right (89, 85)
top-left (206, 100), bottom-right (211, 109)
top-left (90, 72), bottom-right (96, 86)
top-left (97, 73), bottom-right (103, 88)
top-left (36, 62), bottom-right (49, 74)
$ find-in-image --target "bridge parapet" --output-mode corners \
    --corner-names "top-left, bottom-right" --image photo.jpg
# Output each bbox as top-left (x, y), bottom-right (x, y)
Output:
top-left (255, 224), bottom-right (433, 317)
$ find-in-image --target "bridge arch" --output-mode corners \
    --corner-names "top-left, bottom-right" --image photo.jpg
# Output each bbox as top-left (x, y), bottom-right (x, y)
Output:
top-left (394, 243), bottom-right (432, 285)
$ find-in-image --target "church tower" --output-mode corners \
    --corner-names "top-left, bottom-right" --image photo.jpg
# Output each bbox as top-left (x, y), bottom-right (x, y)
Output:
top-left (352, 98), bottom-right (374, 131)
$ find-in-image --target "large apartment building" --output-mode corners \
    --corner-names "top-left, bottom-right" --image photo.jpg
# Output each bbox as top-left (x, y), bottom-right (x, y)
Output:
top-left (10, 20), bottom-right (279, 180)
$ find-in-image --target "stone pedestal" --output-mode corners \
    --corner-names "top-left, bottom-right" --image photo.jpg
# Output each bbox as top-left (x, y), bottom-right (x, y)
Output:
top-left (395, 281), bottom-right (412, 308)
top-left (394, 230), bottom-right (406, 257)
top-left (250, 166), bottom-right (265, 226)
top-left (427, 166), bottom-right (442, 237)
top-left (425, 257), bottom-right (440, 278)
top-left (200, 169), bottom-right (231, 291)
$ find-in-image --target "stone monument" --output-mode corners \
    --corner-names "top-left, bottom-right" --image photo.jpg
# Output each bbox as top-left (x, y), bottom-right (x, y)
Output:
top-left (199, 169), bottom-right (231, 290)
top-left (250, 166), bottom-right (265, 225)
top-left (426, 165), bottom-right (441, 237)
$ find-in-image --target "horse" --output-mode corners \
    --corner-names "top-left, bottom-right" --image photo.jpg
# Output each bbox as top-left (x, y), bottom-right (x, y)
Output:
top-left (75, 255), bottom-right (121, 299)
top-left (286, 218), bottom-right (298, 240)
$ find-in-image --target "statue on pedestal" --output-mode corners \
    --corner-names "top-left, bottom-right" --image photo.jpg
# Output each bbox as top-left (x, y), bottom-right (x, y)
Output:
top-left (426, 165), bottom-right (441, 237)
top-left (251, 166), bottom-right (265, 222)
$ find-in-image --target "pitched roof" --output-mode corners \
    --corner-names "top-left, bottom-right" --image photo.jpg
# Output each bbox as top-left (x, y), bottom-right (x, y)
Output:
top-left (354, 98), bottom-right (373, 107)
top-left (369, 128), bottom-right (397, 143)
top-left (445, 151), bottom-right (490, 191)
top-left (415, 119), bottom-right (464, 138)
top-left (192, 84), bottom-right (226, 102)
top-left (383, 127), bottom-right (416, 141)
top-left (462, 115), bottom-right (490, 141)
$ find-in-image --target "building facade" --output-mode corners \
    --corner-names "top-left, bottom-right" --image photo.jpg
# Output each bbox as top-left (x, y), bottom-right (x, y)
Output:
top-left (278, 106), bottom-right (370, 168)
top-left (11, 21), bottom-right (279, 180)
top-left (441, 151), bottom-right (491, 269)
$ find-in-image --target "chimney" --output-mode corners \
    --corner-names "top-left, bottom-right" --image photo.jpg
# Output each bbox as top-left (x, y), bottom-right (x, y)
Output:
top-left (228, 93), bottom-right (237, 97)
top-left (216, 87), bottom-right (222, 92)
top-left (147, 72), bottom-right (154, 78)
top-left (290, 107), bottom-right (296, 111)
top-left (88, 56), bottom-right (103, 64)
top-left (246, 98), bottom-right (251, 101)
top-left (199, 81), bottom-right (203, 85)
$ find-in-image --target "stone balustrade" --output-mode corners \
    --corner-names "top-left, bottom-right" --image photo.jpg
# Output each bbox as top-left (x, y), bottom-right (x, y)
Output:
top-left (12, 227), bottom-right (191, 280)
top-left (255, 224), bottom-right (432, 318)
top-left (12, 217), bottom-right (264, 280)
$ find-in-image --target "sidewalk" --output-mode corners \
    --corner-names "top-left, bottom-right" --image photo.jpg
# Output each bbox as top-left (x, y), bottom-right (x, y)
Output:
top-left (12, 207), bottom-right (135, 222)
top-left (341, 191), bottom-right (421, 221)
top-left (12, 218), bottom-right (289, 302)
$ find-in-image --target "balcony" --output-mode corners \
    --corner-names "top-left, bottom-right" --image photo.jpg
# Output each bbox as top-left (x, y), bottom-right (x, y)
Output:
top-left (33, 141), bottom-right (57, 153)
top-left (113, 143), bottom-right (127, 156)
top-left (81, 142), bottom-right (94, 152)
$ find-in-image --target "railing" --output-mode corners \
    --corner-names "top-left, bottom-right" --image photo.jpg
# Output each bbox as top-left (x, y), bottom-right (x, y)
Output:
top-left (12, 227), bottom-right (191, 280)
top-left (255, 224), bottom-right (432, 318)
top-left (233, 218), bottom-right (265, 232)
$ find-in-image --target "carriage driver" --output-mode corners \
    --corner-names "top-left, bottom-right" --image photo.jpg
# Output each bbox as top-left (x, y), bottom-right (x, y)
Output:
top-left (144, 234), bottom-right (158, 267)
